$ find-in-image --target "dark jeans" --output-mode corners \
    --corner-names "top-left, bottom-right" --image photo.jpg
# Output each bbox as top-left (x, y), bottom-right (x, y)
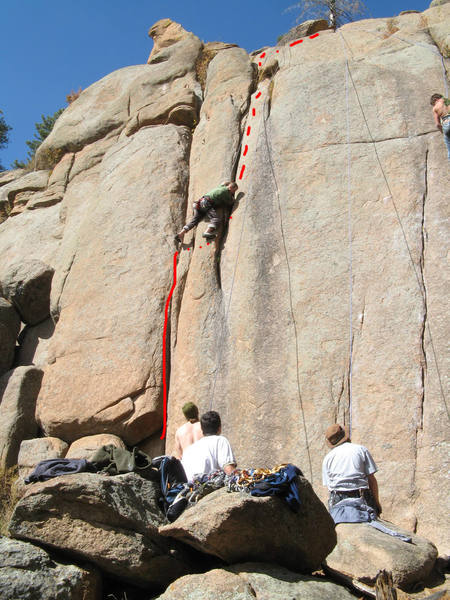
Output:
top-left (329, 488), bottom-right (379, 515)
top-left (184, 197), bottom-right (220, 232)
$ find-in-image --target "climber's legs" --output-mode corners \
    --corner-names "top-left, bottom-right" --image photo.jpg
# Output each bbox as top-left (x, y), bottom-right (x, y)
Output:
top-left (175, 209), bottom-right (203, 244)
top-left (202, 206), bottom-right (220, 238)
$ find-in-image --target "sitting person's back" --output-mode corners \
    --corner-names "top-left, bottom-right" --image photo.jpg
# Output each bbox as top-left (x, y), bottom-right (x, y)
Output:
top-left (173, 402), bottom-right (203, 459)
top-left (181, 410), bottom-right (236, 482)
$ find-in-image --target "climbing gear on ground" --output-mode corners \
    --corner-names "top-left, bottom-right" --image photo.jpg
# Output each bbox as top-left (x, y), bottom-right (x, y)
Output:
top-left (25, 458), bottom-right (96, 483)
top-left (152, 455), bottom-right (187, 516)
top-left (90, 445), bottom-right (157, 479)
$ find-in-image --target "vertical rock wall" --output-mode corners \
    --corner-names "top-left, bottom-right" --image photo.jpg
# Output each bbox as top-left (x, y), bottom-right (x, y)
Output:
top-left (0, 7), bottom-right (448, 551)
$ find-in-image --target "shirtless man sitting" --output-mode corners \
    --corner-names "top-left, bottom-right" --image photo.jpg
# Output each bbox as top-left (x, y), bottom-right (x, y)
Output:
top-left (173, 402), bottom-right (203, 459)
top-left (430, 93), bottom-right (450, 160)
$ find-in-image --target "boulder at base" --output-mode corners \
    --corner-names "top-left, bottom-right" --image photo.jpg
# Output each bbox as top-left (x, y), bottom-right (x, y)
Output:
top-left (17, 436), bottom-right (68, 484)
top-left (155, 562), bottom-right (357, 600)
top-left (66, 433), bottom-right (126, 459)
top-left (9, 472), bottom-right (198, 588)
top-left (0, 367), bottom-right (43, 470)
top-left (325, 521), bottom-right (438, 591)
top-left (0, 536), bottom-right (101, 600)
top-left (0, 260), bottom-right (54, 325)
top-left (159, 477), bottom-right (336, 572)
top-left (0, 298), bottom-right (20, 376)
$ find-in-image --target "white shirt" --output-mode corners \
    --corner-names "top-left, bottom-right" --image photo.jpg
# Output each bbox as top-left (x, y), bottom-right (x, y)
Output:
top-left (181, 434), bottom-right (235, 482)
top-left (322, 442), bottom-right (377, 491)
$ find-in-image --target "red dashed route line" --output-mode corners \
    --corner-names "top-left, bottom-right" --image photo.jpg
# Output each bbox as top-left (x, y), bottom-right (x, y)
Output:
top-left (160, 32), bottom-right (321, 439)
top-left (239, 32), bottom-right (320, 181)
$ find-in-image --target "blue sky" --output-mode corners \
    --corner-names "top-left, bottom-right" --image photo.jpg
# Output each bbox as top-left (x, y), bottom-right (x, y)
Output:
top-left (1, 0), bottom-right (432, 169)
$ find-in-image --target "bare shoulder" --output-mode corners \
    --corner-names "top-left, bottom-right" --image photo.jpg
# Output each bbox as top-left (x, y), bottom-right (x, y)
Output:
top-left (176, 422), bottom-right (188, 435)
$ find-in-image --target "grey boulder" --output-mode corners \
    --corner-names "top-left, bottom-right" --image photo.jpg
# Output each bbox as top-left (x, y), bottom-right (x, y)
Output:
top-left (0, 536), bottom-right (101, 600)
top-left (155, 562), bottom-right (357, 600)
top-left (159, 477), bottom-right (336, 572)
top-left (325, 521), bottom-right (438, 591)
top-left (9, 472), bottom-right (199, 587)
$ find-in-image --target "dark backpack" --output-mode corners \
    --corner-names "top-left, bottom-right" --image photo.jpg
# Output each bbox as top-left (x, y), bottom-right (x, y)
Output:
top-left (151, 455), bottom-right (187, 516)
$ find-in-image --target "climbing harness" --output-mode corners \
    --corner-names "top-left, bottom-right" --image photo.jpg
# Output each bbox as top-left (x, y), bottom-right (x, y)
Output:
top-left (338, 29), bottom-right (449, 422)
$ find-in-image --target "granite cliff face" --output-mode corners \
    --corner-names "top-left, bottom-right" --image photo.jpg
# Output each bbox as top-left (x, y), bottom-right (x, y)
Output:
top-left (0, 6), bottom-right (449, 554)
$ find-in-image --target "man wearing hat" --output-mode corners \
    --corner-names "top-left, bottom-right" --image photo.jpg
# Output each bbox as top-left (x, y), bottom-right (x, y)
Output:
top-left (322, 423), bottom-right (382, 515)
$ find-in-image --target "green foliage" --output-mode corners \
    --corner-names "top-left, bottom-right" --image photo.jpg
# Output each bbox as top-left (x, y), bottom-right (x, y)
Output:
top-left (0, 109), bottom-right (12, 171)
top-left (286, 0), bottom-right (367, 29)
top-left (0, 466), bottom-right (20, 536)
top-left (13, 108), bottom-right (64, 170)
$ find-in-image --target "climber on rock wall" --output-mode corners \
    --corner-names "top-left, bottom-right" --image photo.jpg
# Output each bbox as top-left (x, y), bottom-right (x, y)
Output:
top-left (430, 93), bottom-right (450, 160)
top-left (174, 181), bottom-right (238, 245)
top-left (322, 423), bottom-right (382, 515)
top-left (173, 402), bottom-right (203, 459)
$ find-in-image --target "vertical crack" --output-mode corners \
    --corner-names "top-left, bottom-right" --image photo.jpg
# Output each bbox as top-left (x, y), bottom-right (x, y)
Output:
top-left (418, 147), bottom-right (429, 432)
top-left (52, 250), bottom-right (76, 323)
top-left (331, 374), bottom-right (346, 423)
top-left (346, 332), bottom-right (355, 429)
top-left (411, 147), bottom-right (429, 509)
top-left (215, 69), bottom-right (257, 289)
top-left (63, 153), bottom-right (76, 192)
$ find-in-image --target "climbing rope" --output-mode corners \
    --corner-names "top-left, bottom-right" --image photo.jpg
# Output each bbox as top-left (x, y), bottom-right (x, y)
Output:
top-left (261, 80), bottom-right (314, 483)
top-left (338, 29), bottom-right (449, 422)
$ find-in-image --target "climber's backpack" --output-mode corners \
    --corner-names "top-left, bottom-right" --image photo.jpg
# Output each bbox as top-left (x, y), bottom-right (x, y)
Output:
top-left (151, 455), bottom-right (187, 514)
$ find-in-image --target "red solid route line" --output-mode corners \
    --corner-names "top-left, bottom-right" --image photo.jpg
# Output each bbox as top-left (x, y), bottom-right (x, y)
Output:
top-left (160, 251), bottom-right (178, 440)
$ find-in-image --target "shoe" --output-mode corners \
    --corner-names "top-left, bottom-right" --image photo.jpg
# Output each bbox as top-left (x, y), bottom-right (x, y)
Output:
top-left (167, 496), bottom-right (188, 522)
top-left (202, 230), bottom-right (216, 239)
top-left (174, 234), bottom-right (182, 246)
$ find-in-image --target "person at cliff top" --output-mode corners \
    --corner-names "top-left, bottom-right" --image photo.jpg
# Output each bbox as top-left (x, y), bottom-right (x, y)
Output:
top-left (322, 423), bottom-right (382, 515)
top-left (173, 402), bottom-right (203, 459)
top-left (181, 410), bottom-right (236, 482)
top-left (430, 93), bottom-right (450, 160)
top-left (174, 181), bottom-right (238, 244)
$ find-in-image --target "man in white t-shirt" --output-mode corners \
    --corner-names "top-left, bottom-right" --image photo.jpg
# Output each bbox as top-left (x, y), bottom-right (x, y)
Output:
top-left (322, 423), bottom-right (382, 515)
top-left (181, 410), bottom-right (236, 482)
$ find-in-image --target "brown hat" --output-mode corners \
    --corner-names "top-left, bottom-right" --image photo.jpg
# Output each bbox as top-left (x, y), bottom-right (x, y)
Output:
top-left (325, 424), bottom-right (350, 448)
